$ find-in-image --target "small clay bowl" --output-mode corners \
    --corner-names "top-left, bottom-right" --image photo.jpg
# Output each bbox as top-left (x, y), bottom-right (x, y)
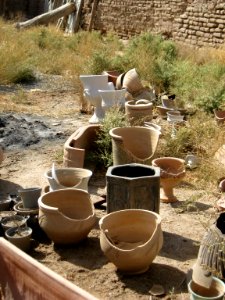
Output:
top-left (1, 215), bottom-right (27, 232)
top-left (13, 201), bottom-right (39, 216)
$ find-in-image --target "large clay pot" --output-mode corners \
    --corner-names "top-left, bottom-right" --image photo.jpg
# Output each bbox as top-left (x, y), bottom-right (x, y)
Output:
top-left (109, 126), bottom-right (161, 165)
top-left (152, 157), bottom-right (186, 203)
top-left (106, 163), bottom-right (160, 213)
top-left (38, 189), bottom-right (96, 244)
top-left (188, 277), bottom-right (225, 300)
top-left (79, 75), bottom-right (114, 123)
top-left (122, 68), bottom-right (144, 94)
top-left (125, 100), bottom-right (153, 125)
top-left (99, 209), bottom-right (163, 274)
top-left (45, 167), bottom-right (92, 192)
top-left (63, 124), bottom-right (100, 168)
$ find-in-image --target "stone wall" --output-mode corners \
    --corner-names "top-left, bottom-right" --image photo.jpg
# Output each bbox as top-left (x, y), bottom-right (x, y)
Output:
top-left (82, 0), bottom-right (225, 48)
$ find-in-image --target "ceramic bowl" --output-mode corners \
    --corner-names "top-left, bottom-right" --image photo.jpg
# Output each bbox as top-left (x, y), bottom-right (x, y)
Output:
top-left (99, 209), bottom-right (163, 274)
top-left (1, 215), bottom-right (27, 232)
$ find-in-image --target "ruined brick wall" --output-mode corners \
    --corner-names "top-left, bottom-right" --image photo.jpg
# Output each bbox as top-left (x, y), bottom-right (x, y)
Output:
top-left (82, 0), bottom-right (225, 48)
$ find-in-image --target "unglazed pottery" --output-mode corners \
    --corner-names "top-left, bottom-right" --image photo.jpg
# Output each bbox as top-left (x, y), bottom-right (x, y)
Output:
top-left (102, 70), bottom-right (120, 87)
top-left (188, 277), bottom-right (225, 300)
top-left (18, 187), bottom-right (42, 209)
top-left (152, 157), bottom-right (186, 203)
top-left (38, 189), bottom-right (96, 244)
top-left (80, 74), bottom-right (114, 123)
top-left (214, 109), bottom-right (225, 125)
top-left (144, 122), bottom-right (162, 133)
top-left (5, 226), bottom-right (32, 252)
top-left (99, 209), bottom-right (163, 274)
top-left (1, 215), bottom-right (28, 232)
top-left (63, 124), bottom-right (100, 168)
top-left (109, 126), bottom-right (161, 165)
top-left (122, 68), bottom-right (144, 94)
top-left (0, 238), bottom-right (98, 299)
top-left (45, 167), bottom-right (92, 191)
top-left (125, 100), bottom-right (153, 125)
top-left (13, 201), bottom-right (39, 215)
top-left (106, 163), bottom-right (160, 213)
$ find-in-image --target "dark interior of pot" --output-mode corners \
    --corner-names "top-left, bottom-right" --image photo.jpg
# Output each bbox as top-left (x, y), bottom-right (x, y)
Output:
top-left (111, 165), bottom-right (155, 178)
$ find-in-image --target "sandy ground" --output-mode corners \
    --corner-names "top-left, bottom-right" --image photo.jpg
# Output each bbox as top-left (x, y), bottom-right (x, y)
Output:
top-left (0, 76), bottom-right (221, 299)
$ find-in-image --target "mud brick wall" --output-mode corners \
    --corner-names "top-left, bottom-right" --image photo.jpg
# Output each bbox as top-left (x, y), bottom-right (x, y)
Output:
top-left (82, 0), bottom-right (225, 48)
top-left (173, 0), bottom-right (225, 47)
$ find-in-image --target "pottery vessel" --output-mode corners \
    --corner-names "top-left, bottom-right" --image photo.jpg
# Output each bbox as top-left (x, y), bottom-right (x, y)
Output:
top-left (38, 189), bottom-right (96, 244)
top-left (106, 163), bottom-right (160, 213)
top-left (167, 110), bottom-right (184, 123)
top-left (18, 187), bottom-right (42, 209)
top-left (99, 209), bottom-right (163, 274)
top-left (80, 74), bottom-right (114, 123)
top-left (152, 157), bottom-right (186, 203)
top-left (99, 89), bottom-right (126, 112)
top-left (102, 70), bottom-right (120, 87)
top-left (0, 238), bottom-right (98, 299)
top-left (13, 201), bottom-right (39, 215)
top-left (1, 215), bottom-right (27, 232)
top-left (197, 214), bottom-right (225, 279)
top-left (125, 100), bottom-right (153, 126)
top-left (188, 277), bottom-right (225, 300)
top-left (161, 96), bottom-right (176, 109)
top-left (214, 109), bottom-right (225, 125)
top-left (122, 68), bottom-right (144, 94)
top-left (109, 126), bottom-right (161, 165)
top-left (144, 122), bottom-right (162, 133)
top-left (5, 226), bottom-right (32, 252)
top-left (45, 167), bottom-right (92, 192)
top-left (63, 124), bottom-right (100, 168)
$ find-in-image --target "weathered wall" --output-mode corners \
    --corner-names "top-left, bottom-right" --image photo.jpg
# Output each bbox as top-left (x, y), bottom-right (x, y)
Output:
top-left (82, 0), bottom-right (225, 48)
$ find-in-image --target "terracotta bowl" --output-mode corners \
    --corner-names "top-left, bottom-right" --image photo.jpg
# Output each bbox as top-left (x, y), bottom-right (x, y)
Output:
top-left (38, 189), bottom-right (96, 244)
top-left (99, 209), bottom-right (163, 274)
top-left (45, 167), bottom-right (92, 192)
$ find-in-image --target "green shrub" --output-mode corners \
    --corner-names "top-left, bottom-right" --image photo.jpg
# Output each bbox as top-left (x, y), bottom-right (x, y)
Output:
top-left (93, 108), bottom-right (129, 167)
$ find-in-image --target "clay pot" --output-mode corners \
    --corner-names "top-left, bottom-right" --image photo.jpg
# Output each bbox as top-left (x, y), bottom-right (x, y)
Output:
top-left (156, 106), bottom-right (186, 118)
top-left (13, 201), bottom-right (39, 216)
top-left (197, 216), bottom-right (225, 279)
top-left (102, 70), bottom-right (120, 87)
top-left (167, 111), bottom-right (184, 123)
top-left (214, 109), bottom-right (225, 125)
top-left (79, 74), bottom-right (114, 124)
top-left (144, 122), bottom-right (162, 133)
top-left (188, 277), bottom-right (225, 300)
top-left (1, 215), bottom-right (28, 232)
top-left (109, 126), bottom-right (161, 165)
top-left (122, 68), bottom-right (144, 94)
top-left (18, 187), bottom-right (42, 209)
top-left (99, 209), bottom-right (163, 274)
top-left (152, 157), bottom-right (186, 203)
top-left (125, 100), bottom-right (153, 125)
top-left (5, 226), bottom-right (32, 252)
top-left (45, 167), bottom-right (92, 192)
top-left (161, 96), bottom-right (176, 109)
top-left (116, 72), bottom-right (126, 90)
top-left (38, 189), bottom-right (96, 244)
top-left (63, 124), bottom-right (100, 168)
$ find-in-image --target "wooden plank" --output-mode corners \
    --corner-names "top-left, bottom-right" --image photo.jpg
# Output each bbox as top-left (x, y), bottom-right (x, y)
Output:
top-left (88, 0), bottom-right (99, 32)
top-left (16, 2), bottom-right (76, 29)
top-left (73, 0), bottom-right (84, 33)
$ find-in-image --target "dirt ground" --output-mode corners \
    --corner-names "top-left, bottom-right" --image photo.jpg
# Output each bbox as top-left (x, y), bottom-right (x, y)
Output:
top-left (0, 75), bottom-right (221, 299)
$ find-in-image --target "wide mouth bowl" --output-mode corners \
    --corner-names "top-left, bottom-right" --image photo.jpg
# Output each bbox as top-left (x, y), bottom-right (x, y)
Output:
top-left (45, 168), bottom-right (92, 188)
top-left (188, 278), bottom-right (225, 299)
top-left (5, 226), bottom-right (32, 239)
top-left (1, 215), bottom-right (27, 231)
top-left (152, 157), bottom-right (185, 176)
top-left (99, 209), bottom-right (161, 250)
